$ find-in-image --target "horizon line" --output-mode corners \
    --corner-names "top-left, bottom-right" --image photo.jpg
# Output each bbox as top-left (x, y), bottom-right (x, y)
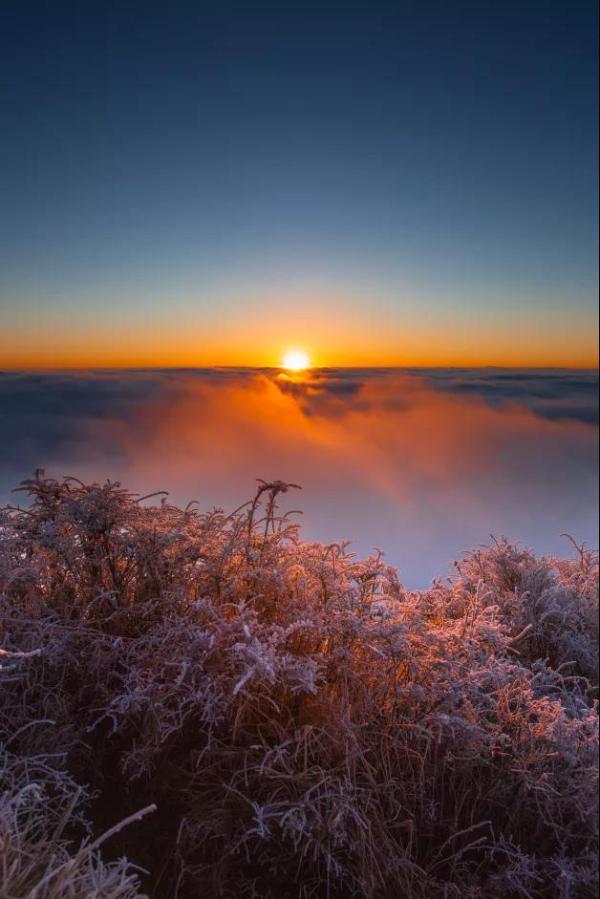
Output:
top-left (1, 363), bottom-right (599, 373)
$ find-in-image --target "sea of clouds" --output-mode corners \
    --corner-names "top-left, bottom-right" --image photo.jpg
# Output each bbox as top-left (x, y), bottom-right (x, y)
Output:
top-left (0, 367), bottom-right (597, 586)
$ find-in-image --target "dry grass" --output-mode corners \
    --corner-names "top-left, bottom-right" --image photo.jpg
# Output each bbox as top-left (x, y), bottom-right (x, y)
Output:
top-left (1, 473), bottom-right (598, 897)
top-left (0, 747), bottom-right (151, 898)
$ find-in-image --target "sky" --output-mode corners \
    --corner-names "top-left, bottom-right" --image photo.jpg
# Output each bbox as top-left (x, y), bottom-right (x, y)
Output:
top-left (0, 0), bottom-right (598, 368)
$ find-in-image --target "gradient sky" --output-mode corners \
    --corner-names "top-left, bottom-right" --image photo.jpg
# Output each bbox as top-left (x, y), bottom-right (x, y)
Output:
top-left (1, 0), bottom-right (598, 367)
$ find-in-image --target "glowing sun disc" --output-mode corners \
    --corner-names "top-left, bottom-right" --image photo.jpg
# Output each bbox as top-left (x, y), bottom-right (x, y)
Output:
top-left (282, 350), bottom-right (310, 371)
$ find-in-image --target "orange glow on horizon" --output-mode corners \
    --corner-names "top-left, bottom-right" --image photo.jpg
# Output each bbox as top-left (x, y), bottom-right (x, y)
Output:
top-left (1, 293), bottom-right (598, 371)
top-left (1, 344), bottom-right (597, 371)
top-left (1, 337), bottom-right (597, 370)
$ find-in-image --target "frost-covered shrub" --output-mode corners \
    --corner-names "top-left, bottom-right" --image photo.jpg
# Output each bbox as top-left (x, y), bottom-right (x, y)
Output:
top-left (0, 473), bottom-right (598, 898)
top-left (0, 748), bottom-right (149, 899)
top-left (0, 638), bottom-right (150, 899)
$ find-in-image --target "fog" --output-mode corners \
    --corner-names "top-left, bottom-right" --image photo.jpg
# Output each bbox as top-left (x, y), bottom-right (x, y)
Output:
top-left (1, 367), bottom-right (597, 586)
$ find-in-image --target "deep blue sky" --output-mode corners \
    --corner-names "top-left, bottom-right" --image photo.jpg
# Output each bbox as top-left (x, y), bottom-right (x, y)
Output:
top-left (1, 1), bottom-right (598, 366)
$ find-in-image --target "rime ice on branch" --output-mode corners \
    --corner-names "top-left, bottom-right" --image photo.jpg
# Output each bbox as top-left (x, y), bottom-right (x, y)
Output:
top-left (1, 474), bottom-right (598, 898)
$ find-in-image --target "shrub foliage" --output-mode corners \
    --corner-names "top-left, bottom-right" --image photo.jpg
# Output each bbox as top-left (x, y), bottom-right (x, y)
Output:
top-left (1, 473), bottom-right (598, 897)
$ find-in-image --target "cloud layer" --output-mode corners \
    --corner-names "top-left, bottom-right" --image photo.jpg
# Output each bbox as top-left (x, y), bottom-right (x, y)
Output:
top-left (1, 368), bottom-right (597, 586)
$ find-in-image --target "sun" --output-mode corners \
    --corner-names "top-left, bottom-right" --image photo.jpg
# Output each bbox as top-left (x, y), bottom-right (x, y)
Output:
top-left (282, 349), bottom-right (310, 371)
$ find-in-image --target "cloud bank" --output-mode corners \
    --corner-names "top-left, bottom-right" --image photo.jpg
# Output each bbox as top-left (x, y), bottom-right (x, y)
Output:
top-left (0, 368), bottom-right (597, 586)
